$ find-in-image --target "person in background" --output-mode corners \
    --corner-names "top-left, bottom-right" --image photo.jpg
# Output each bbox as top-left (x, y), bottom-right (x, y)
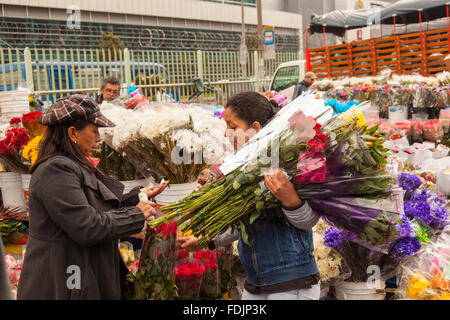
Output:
top-left (0, 235), bottom-right (13, 300)
top-left (17, 94), bottom-right (168, 300)
top-left (177, 91), bottom-right (321, 300)
top-left (96, 77), bottom-right (121, 105)
top-left (291, 71), bottom-right (317, 100)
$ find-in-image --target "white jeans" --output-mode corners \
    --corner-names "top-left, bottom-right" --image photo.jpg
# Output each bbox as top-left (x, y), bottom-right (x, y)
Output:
top-left (242, 282), bottom-right (321, 300)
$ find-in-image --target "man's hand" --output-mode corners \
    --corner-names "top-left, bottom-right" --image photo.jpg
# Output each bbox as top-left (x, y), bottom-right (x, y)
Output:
top-left (264, 168), bottom-right (303, 209)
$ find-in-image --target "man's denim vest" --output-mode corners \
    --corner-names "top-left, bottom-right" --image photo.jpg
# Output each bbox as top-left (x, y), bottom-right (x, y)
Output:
top-left (237, 208), bottom-right (319, 287)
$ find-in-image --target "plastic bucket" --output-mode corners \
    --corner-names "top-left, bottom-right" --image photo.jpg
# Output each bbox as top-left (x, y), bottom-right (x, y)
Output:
top-left (21, 174), bottom-right (31, 202)
top-left (388, 106), bottom-right (408, 125)
top-left (334, 281), bottom-right (386, 300)
top-left (0, 90), bottom-right (30, 118)
top-left (0, 101), bottom-right (29, 111)
top-left (436, 172), bottom-right (450, 196)
top-left (0, 90), bottom-right (30, 102)
top-left (0, 172), bottom-right (27, 210)
top-left (155, 182), bottom-right (197, 205)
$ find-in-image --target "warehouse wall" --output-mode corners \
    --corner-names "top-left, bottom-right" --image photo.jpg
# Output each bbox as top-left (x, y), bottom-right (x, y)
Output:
top-left (0, 0), bottom-right (302, 31)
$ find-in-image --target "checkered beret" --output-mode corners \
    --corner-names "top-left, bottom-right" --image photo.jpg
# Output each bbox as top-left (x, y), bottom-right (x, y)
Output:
top-left (39, 94), bottom-right (115, 127)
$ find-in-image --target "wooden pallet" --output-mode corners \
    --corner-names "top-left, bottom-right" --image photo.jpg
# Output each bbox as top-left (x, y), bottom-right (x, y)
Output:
top-left (309, 28), bottom-right (450, 79)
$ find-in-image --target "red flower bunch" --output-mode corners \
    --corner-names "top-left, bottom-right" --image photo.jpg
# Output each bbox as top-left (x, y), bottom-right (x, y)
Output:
top-left (174, 261), bottom-right (205, 283)
top-left (422, 120), bottom-right (444, 142)
top-left (177, 251), bottom-right (190, 260)
top-left (195, 250), bottom-right (218, 273)
top-left (0, 128), bottom-right (30, 154)
top-left (195, 250), bottom-right (221, 298)
top-left (307, 123), bottom-right (327, 153)
top-left (408, 120), bottom-right (423, 135)
top-left (151, 221), bottom-right (177, 240)
top-left (22, 111), bottom-right (46, 138)
top-left (9, 118), bottom-right (22, 126)
top-left (22, 111), bottom-right (42, 124)
top-left (295, 123), bottom-right (327, 184)
top-left (393, 121), bottom-right (412, 132)
top-left (174, 260), bottom-right (205, 298)
top-left (126, 94), bottom-right (147, 110)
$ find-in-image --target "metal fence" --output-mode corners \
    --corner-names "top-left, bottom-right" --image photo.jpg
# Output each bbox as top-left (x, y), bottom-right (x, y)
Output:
top-left (0, 47), bottom-right (299, 106)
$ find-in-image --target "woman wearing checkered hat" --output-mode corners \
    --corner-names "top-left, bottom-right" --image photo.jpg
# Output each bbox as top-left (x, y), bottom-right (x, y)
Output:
top-left (17, 94), bottom-right (169, 300)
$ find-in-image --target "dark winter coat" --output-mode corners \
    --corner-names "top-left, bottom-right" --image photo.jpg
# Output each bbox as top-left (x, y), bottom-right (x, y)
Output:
top-left (292, 80), bottom-right (311, 100)
top-left (17, 155), bottom-right (146, 300)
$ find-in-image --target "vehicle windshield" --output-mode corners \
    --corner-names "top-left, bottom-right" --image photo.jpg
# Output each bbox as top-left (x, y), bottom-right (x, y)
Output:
top-left (271, 66), bottom-right (299, 92)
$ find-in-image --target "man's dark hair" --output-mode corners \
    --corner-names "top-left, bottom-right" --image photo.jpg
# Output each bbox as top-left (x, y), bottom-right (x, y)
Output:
top-left (100, 77), bottom-right (121, 90)
top-left (225, 91), bottom-right (278, 127)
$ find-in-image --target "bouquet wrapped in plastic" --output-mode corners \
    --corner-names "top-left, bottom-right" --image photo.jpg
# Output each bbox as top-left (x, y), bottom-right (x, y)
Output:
top-left (312, 219), bottom-right (349, 284)
top-left (323, 224), bottom-right (414, 282)
top-left (94, 142), bottom-right (141, 181)
top-left (399, 173), bottom-right (448, 234)
top-left (174, 257), bottom-right (205, 300)
top-left (323, 173), bottom-right (448, 284)
top-left (396, 225), bottom-right (450, 300)
top-left (432, 86), bottom-right (450, 108)
top-left (195, 249), bottom-right (221, 299)
top-left (408, 120), bottom-right (424, 144)
top-left (263, 91), bottom-right (290, 108)
top-left (422, 120), bottom-right (444, 142)
top-left (411, 84), bottom-right (436, 109)
top-left (390, 85), bottom-right (413, 108)
top-left (124, 85), bottom-right (149, 110)
top-left (216, 244), bottom-right (236, 297)
top-left (151, 94), bottom-right (409, 255)
top-left (124, 222), bottom-right (178, 300)
top-left (4, 254), bottom-right (21, 296)
top-left (99, 102), bottom-right (228, 184)
top-left (0, 120), bottom-right (30, 173)
top-left (0, 112), bottom-right (46, 172)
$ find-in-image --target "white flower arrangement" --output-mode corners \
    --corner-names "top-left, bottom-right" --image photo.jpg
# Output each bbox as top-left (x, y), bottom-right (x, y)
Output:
top-left (98, 102), bottom-right (229, 183)
top-left (313, 71), bottom-right (449, 90)
top-left (312, 218), bottom-right (346, 283)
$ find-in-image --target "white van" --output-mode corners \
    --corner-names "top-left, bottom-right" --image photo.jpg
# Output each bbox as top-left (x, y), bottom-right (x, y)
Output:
top-left (269, 60), bottom-right (306, 99)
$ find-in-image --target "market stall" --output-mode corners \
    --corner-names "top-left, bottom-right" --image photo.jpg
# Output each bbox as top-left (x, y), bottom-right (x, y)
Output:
top-left (0, 83), bottom-right (448, 300)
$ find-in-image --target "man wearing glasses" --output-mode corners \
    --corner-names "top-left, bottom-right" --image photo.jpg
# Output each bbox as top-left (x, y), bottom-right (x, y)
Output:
top-left (96, 77), bottom-right (121, 104)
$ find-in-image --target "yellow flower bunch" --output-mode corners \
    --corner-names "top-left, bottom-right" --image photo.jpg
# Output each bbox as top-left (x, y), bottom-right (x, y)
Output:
top-left (341, 105), bottom-right (367, 129)
top-left (179, 229), bottom-right (193, 238)
top-left (22, 134), bottom-right (43, 165)
top-left (407, 272), bottom-right (450, 300)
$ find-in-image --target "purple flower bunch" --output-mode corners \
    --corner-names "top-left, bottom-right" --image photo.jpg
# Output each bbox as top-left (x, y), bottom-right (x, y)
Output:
top-left (410, 190), bottom-right (431, 202)
top-left (389, 236), bottom-right (422, 260)
top-left (214, 111), bottom-right (224, 119)
top-left (398, 173), bottom-right (422, 193)
top-left (404, 190), bottom-right (448, 229)
top-left (323, 227), bottom-right (346, 249)
top-left (395, 215), bottom-right (414, 237)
